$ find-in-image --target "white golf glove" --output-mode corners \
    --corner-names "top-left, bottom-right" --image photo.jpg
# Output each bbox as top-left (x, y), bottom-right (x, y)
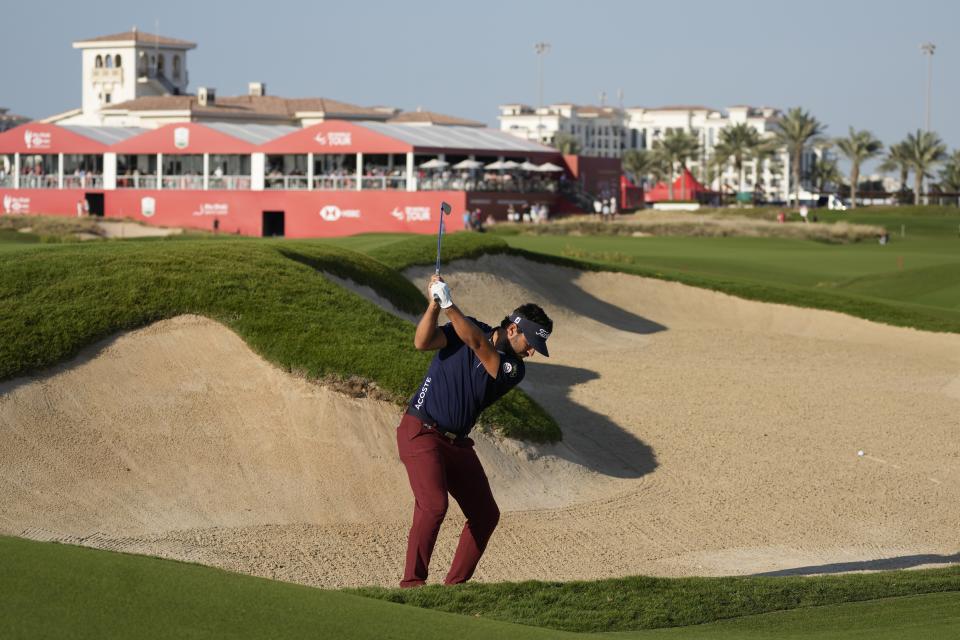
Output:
top-left (430, 281), bottom-right (454, 309)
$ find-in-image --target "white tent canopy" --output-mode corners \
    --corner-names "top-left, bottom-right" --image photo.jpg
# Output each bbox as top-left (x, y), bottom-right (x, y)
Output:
top-left (452, 159), bottom-right (484, 170)
top-left (419, 158), bottom-right (449, 169)
top-left (536, 162), bottom-right (565, 172)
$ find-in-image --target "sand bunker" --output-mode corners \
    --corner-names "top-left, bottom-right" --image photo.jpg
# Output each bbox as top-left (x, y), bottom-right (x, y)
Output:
top-left (2, 256), bottom-right (959, 587)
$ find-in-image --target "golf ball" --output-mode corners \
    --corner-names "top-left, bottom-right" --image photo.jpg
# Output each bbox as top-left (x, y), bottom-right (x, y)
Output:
top-left (857, 450), bottom-right (865, 457)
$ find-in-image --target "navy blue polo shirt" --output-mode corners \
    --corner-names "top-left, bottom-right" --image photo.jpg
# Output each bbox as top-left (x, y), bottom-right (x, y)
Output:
top-left (407, 319), bottom-right (525, 436)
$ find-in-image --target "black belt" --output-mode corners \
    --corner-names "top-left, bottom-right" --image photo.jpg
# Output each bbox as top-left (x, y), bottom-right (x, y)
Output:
top-left (405, 408), bottom-right (463, 441)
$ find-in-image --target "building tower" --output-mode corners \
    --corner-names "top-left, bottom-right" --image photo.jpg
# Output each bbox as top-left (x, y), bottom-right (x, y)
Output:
top-left (70, 27), bottom-right (196, 124)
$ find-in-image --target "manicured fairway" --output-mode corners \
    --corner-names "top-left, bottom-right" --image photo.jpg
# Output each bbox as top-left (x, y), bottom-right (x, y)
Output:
top-left (2, 537), bottom-right (958, 640)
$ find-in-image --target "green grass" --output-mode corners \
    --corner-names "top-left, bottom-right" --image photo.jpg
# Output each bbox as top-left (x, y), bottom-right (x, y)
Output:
top-left (0, 237), bottom-right (559, 443)
top-left (483, 206), bottom-right (960, 333)
top-left (354, 568), bottom-right (960, 633)
top-left (4, 536), bottom-right (960, 640)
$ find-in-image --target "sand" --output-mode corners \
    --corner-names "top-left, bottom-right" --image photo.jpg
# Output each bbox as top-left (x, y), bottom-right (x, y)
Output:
top-left (2, 255), bottom-right (959, 587)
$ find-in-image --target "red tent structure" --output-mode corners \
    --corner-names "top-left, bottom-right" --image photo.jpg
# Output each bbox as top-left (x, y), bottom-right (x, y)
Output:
top-left (644, 168), bottom-right (713, 203)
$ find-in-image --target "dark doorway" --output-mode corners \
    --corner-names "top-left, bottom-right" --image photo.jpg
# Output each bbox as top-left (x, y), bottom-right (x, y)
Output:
top-left (85, 193), bottom-right (105, 217)
top-left (262, 211), bottom-right (285, 237)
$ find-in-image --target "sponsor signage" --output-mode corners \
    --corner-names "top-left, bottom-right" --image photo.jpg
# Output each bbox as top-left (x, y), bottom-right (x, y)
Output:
top-left (174, 127), bottom-right (190, 149)
top-left (140, 196), bottom-right (156, 217)
top-left (390, 206), bottom-right (431, 222)
top-left (319, 204), bottom-right (360, 222)
top-left (23, 130), bottom-right (52, 150)
top-left (193, 203), bottom-right (229, 217)
top-left (3, 195), bottom-right (30, 214)
top-left (314, 132), bottom-right (352, 146)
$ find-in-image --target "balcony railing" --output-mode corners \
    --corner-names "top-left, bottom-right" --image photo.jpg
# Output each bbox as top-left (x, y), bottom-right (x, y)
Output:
top-left (117, 175), bottom-right (158, 189)
top-left (265, 175), bottom-right (309, 190)
top-left (161, 176), bottom-right (204, 190)
top-left (313, 175), bottom-right (358, 190)
top-left (17, 175), bottom-right (59, 189)
top-left (63, 175), bottom-right (104, 189)
top-left (360, 176), bottom-right (408, 190)
top-left (209, 176), bottom-right (252, 190)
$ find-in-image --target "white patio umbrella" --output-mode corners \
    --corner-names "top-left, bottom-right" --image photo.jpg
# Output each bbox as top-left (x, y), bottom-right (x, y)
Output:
top-left (452, 159), bottom-right (484, 170)
top-left (536, 162), bottom-right (565, 172)
top-left (519, 161), bottom-right (540, 171)
top-left (419, 158), bottom-right (449, 169)
top-left (501, 160), bottom-right (521, 170)
top-left (485, 160), bottom-right (507, 170)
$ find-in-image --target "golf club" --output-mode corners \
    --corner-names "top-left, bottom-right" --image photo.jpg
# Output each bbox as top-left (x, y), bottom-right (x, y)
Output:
top-left (433, 201), bottom-right (451, 303)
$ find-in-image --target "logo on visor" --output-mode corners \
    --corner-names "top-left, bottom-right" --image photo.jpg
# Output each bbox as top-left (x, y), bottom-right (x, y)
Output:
top-left (536, 328), bottom-right (550, 339)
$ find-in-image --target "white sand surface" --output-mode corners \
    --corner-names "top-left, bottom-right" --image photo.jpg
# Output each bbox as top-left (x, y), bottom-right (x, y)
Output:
top-left (3, 256), bottom-right (959, 587)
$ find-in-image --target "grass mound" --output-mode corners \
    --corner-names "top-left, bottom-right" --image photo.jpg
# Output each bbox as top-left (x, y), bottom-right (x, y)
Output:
top-left (0, 238), bottom-right (560, 443)
top-left (513, 212), bottom-right (885, 243)
top-left (0, 213), bottom-right (105, 242)
top-left (353, 567), bottom-right (960, 633)
top-left (6, 535), bottom-right (960, 639)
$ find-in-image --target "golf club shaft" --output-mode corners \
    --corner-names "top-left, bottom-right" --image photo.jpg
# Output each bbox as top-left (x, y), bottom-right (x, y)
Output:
top-left (435, 214), bottom-right (443, 275)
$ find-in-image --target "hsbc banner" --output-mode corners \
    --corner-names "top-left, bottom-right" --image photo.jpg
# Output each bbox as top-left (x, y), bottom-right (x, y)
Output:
top-left (319, 204), bottom-right (360, 222)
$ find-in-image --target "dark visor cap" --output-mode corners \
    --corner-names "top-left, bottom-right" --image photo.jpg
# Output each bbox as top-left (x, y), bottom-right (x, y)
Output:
top-left (512, 315), bottom-right (551, 357)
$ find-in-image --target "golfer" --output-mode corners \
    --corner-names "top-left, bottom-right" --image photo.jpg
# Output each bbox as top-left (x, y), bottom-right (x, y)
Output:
top-left (397, 274), bottom-right (553, 587)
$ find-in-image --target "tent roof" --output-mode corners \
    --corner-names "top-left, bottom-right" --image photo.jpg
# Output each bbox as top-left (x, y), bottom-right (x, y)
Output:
top-left (360, 122), bottom-right (556, 154)
top-left (645, 168), bottom-right (712, 202)
top-left (109, 122), bottom-right (257, 154)
top-left (202, 122), bottom-right (299, 145)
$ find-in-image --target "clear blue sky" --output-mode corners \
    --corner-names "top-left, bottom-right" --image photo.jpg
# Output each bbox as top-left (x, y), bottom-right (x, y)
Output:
top-left (2, 0), bottom-right (957, 168)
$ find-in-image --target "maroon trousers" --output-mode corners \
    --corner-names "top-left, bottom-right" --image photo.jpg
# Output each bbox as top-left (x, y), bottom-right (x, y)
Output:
top-left (396, 413), bottom-right (500, 587)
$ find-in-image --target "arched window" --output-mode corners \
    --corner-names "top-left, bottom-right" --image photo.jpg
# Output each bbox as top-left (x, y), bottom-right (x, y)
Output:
top-left (105, 55), bottom-right (114, 69)
top-left (138, 51), bottom-right (147, 75)
top-left (114, 54), bottom-right (121, 68)
top-left (95, 55), bottom-right (103, 68)
top-left (157, 54), bottom-right (165, 75)
top-left (172, 55), bottom-right (181, 80)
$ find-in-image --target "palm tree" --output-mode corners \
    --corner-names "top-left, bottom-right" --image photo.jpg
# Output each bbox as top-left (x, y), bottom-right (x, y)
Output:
top-left (653, 129), bottom-right (700, 200)
top-left (717, 123), bottom-right (762, 197)
top-left (811, 157), bottom-right (844, 194)
top-left (709, 140), bottom-right (734, 195)
top-left (937, 150), bottom-right (960, 205)
top-left (551, 132), bottom-right (580, 155)
top-left (901, 130), bottom-right (947, 205)
top-left (834, 128), bottom-right (883, 209)
top-left (773, 107), bottom-right (825, 206)
top-left (878, 141), bottom-right (911, 196)
top-left (622, 149), bottom-right (655, 188)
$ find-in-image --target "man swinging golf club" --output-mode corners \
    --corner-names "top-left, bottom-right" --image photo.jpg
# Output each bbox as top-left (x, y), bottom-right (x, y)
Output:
top-left (396, 204), bottom-right (553, 587)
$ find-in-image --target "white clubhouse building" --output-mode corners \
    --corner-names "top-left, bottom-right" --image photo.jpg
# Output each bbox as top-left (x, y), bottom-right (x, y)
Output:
top-left (500, 103), bottom-right (821, 202)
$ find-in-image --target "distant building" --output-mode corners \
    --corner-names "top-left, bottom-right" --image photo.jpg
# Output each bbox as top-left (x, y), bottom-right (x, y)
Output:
top-left (0, 108), bottom-right (29, 132)
top-left (499, 102), bottom-right (823, 202)
top-left (45, 29), bottom-right (472, 131)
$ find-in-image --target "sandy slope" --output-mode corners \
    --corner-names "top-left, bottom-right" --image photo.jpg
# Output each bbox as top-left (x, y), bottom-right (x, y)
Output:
top-left (2, 257), bottom-right (959, 587)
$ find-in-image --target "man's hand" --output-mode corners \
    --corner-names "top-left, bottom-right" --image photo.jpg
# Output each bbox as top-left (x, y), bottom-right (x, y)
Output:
top-left (430, 281), bottom-right (454, 309)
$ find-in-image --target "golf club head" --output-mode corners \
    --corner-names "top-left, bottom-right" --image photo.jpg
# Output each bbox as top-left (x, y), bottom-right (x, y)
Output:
top-left (440, 201), bottom-right (452, 216)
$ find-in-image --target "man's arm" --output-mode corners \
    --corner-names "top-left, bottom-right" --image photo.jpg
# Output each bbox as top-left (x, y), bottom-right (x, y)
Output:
top-left (442, 305), bottom-right (500, 378)
top-left (413, 275), bottom-right (447, 351)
